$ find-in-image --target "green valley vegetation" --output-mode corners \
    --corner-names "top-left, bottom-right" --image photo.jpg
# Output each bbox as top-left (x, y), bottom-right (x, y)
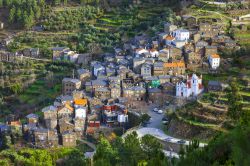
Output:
top-left (0, 147), bottom-right (87, 166)
top-left (0, 60), bottom-right (75, 121)
top-left (6, 1), bottom-right (177, 53)
top-left (175, 80), bottom-right (250, 166)
top-left (5, 0), bottom-right (45, 29)
top-left (0, 132), bottom-right (169, 166)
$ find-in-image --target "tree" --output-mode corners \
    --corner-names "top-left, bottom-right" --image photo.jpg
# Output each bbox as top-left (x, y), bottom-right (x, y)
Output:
top-left (140, 135), bottom-right (163, 159)
top-left (0, 135), bottom-right (11, 150)
top-left (0, 62), bottom-right (5, 75)
top-left (16, 8), bottom-right (22, 22)
top-left (63, 149), bottom-right (86, 166)
top-left (0, 0), bottom-right (3, 7)
top-left (9, 7), bottom-right (16, 23)
top-left (227, 81), bottom-right (243, 121)
top-left (185, 139), bottom-right (200, 154)
top-left (140, 113), bottom-right (151, 124)
top-left (10, 82), bottom-right (22, 95)
top-left (94, 136), bottom-right (118, 165)
top-left (123, 131), bottom-right (144, 165)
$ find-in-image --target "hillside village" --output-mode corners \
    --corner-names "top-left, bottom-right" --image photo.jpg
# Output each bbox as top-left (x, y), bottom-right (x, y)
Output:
top-left (0, 15), bottom-right (242, 147)
top-left (0, 0), bottom-right (250, 165)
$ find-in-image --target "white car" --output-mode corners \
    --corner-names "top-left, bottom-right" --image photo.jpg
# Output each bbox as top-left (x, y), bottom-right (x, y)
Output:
top-left (158, 110), bottom-right (163, 114)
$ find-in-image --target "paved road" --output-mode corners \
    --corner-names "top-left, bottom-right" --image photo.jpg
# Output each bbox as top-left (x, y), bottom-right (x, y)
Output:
top-left (147, 106), bottom-right (163, 128)
top-left (136, 127), bottom-right (207, 148)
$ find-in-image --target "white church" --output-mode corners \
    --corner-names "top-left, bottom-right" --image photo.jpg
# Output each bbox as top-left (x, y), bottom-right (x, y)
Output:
top-left (176, 73), bottom-right (204, 98)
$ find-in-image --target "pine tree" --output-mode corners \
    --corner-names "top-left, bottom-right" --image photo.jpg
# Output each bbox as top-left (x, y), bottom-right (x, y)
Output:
top-left (8, 7), bottom-right (16, 23)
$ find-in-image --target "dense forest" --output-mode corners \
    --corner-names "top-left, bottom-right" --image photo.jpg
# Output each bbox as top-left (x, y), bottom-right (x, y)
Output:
top-left (0, 0), bottom-right (103, 29)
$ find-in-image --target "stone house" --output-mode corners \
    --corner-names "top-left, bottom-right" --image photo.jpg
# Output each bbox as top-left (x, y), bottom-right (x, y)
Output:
top-left (110, 86), bottom-right (121, 99)
top-left (26, 114), bottom-right (39, 125)
top-left (224, 39), bottom-right (237, 48)
top-left (72, 90), bottom-right (84, 100)
top-left (77, 53), bottom-right (92, 65)
top-left (92, 63), bottom-right (105, 77)
top-left (42, 105), bottom-right (58, 129)
top-left (161, 82), bottom-right (175, 95)
top-left (153, 62), bottom-right (164, 76)
top-left (186, 51), bottom-right (201, 64)
top-left (57, 104), bottom-right (74, 119)
top-left (51, 47), bottom-right (70, 61)
top-left (62, 131), bottom-right (77, 147)
top-left (163, 61), bottom-right (186, 75)
top-left (193, 33), bottom-right (201, 43)
top-left (74, 118), bottom-right (85, 139)
top-left (199, 23), bottom-right (219, 38)
top-left (205, 46), bottom-right (218, 58)
top-left (123, 86), bottom-right (146, 101)
top-left (148, 88), bottom-right (162, 104)
top-left (184, 16), bottom-right (197, 29)
top-left (62, 78), bottom-right (81, 96)
top-left (94, 87), bottom-right (111, 99)
top-left (195, 41), bottom-right (209, 56)
top-left (164, 22), bottom-right (177, 34)
top-left (184, 43), bottom-right (195, 53)
top-left (91, 79), bottom-right (108, 92)
top-left (207, 81), bottom-right (227, 92)
top-left (108, 76), bottom-right (121, 87)
top-left (23, 48), bottom-right (40, 58)
top-left (170, 76), bottom-right (182, 84)
top-left (77, 69), bottom-right (91, 85)
top-left (54, 95), bottom-right (74, 107)
top-left (33, 128), bottom-right (58, 147)
top-left (59, 119), bottom-right (75, 134)
top-left (212, 35), bottom-right (230, 45)
top-left (158, 75), bottom-right (171, 84)
top-left (74, 118), bottom-right (85, 131)
top-left (141, 63), bottom-right (152, 77)
top-left (0, 52), bottom-right (22, 62)
top-left (122, 78), bottom-right (134, 88)
top-left (106, 68), bottom-right (116, 77)
top-left (158, 48), bottom-right (170, 62)
top-left (133, 57), bottom-right (146, 73)
top-left (170, 47), bottom-right (183, 61)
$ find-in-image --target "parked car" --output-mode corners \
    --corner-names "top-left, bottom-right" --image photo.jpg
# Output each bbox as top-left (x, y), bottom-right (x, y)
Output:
top-left (158, 110), bottom-right (163, 114)
top-left (177, 140), bottom-right (186, 144)
top-left (164, 137), bottom-right (172, 142)
top-left (162, 117), bottom-right (169, 124)
top-left (153, 108), bottom-right (158, 112)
